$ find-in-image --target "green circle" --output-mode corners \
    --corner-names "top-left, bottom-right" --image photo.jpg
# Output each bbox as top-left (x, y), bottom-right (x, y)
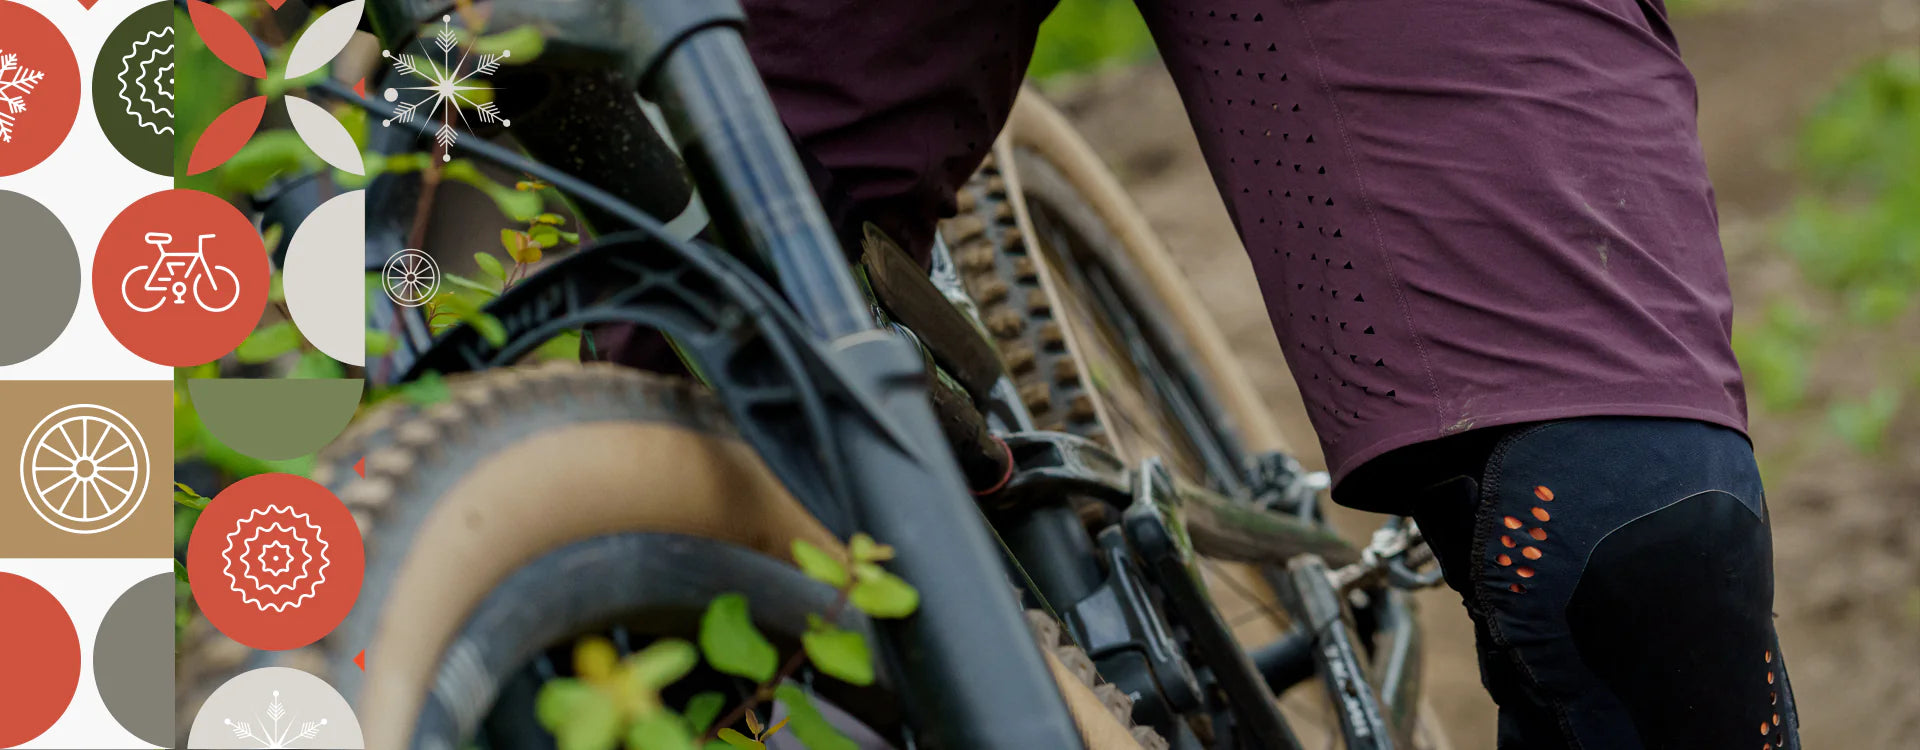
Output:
top-left (92, 1), bottom-right (175, 176)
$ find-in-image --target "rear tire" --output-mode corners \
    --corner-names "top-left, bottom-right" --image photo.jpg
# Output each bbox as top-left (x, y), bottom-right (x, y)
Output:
top-left (954, 90), bottom-right (1452, 750)
top-left (192, 361), bottom-right (1157, 749)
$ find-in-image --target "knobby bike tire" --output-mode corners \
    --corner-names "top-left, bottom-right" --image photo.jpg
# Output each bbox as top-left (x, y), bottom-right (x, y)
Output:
top-left (950, 89), bottom-right (1452, 750)
top-left (174, 362), bottom-right (1155, 749)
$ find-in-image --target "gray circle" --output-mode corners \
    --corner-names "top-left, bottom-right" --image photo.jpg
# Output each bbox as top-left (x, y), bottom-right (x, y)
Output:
top-left (0, 191), bottom-right (81, 365)
top-left (94, 573), bottom-right (173, 745)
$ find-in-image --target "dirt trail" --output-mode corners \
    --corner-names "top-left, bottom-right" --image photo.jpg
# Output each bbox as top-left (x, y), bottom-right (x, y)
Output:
top-left (1050, 2), bottom-right (1919, 745)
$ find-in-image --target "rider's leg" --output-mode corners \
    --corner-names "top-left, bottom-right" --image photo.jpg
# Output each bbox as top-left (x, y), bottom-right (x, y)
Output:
top-left (590, 0), bottom-right (1056, 369)
top-left (1340, 418), bottom-right (1800, 749)
top-left (741, 0), bottom-right (1059, 264)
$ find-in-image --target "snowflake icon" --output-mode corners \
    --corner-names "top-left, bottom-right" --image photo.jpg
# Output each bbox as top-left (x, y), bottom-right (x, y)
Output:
top-left (224, 690), bottom-right (330, 748)
top-left (0, 48), bottom-right (48, 143)
top-left (380, 15), bottom-right (510, 162)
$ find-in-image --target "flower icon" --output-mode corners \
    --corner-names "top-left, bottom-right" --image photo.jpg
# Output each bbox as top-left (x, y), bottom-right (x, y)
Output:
top-left (183, 0), bottom-right (366, 176)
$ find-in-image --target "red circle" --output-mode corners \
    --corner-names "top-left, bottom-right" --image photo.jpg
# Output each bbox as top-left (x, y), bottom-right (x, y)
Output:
top-left (0, 3), bottom-right (81, 176)
top-left (94, 189), bottom-right (270, 366)
top-left (0, 573), bottom-right (81, 746)
top-left (187, 473), bottom-right (366, 651)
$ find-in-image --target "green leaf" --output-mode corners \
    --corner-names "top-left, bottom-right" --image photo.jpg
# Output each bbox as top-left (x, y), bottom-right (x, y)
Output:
top-left (848, 533), bottom-right (893, 563)
top-left (434, 291), bottom-right (508, 345)
top-left (475, 252), bottom-right (507, 281)
top-left (234, 321), bottom-right (304, 363)
top-left (444, 159), bottom-right (543, 220)
top-left (573, 636), bottom-right (620, 682)
top-left (626, 711), bottom-right (697, 750)
top-left (699, 594), bottom-right (778, 682)
top-left (473, 24), bottom-right (548, 62)
top-left (398, 372), bottom-right (453, 405)
top-left (628, 638), bottom-right (699, 690)
top-left (1828, 386), bottom-right (1902, 453)
top-left (442, 272), bottom-right (502, 296)
top-left (291, 349), bottom-right (346, 379)
top-left (367, 329), bottom-right (399, 356)
top-left (530, 223), bottom-right (563, 248)
top-left (801, 618), bottom-right (874, 686)
top-left (174, 558), bottom-right (189, 583)
top-left (715, 729), bottom-right (763, 750)
top-left (533, 212), bottom-right (568, 226)
top-left (681, 692), bottom-right (726, 735)
top-left (174, 489), bottom-right (209, 510)
top-left (848, 564), bottom-right (919, 619)
top-left (536, 679), bottom-right (621, 750)
top-left (772, 684), bottom-right (856, 750)
top-left (790, 540), bottom-right (847, 587)
top-left (535, 331), bottom-right (585, 362)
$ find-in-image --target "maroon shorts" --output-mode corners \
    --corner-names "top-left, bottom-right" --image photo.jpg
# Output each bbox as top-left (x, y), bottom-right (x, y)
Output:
top-left (723, 0), bottom-right (1749, 481)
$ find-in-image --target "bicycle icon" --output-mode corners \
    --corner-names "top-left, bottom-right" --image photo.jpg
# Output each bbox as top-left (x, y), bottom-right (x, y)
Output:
top-left (121, 232), bottom-right (242, 313)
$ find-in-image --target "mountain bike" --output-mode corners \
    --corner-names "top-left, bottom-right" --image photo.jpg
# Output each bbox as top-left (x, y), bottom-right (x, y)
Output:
top-left (197, 1), bottom-right (1455, 747)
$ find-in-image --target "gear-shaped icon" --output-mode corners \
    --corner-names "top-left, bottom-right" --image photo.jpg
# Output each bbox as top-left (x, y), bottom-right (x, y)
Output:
top-left (221, 504), bottom-right (330, 613)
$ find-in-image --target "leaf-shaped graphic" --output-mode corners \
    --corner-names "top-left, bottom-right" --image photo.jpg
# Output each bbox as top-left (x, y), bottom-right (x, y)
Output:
top-left (284, 0), bottom-right (365, 79)
top-left (286, 95), bottom-right (366, 175)
top-left (186, 96), bottom-right (267, 175)
top-left (186, 1), bottom-right (266, 79)
top-left (283, 190), bottom-right (367, 365)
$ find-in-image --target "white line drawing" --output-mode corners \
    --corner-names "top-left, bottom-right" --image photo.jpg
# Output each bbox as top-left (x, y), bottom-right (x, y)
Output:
top-left (20, 404), bottom-right (150, 534)
top-left (0, 48), bottom-right (47, 143)
top-left (122, 231), bottom-right (242, 312)
top-left (223, 504), bottom-right (332, 613)
top-left (223, 690), bottom-right (330, 748)
top-left (380, 15), bottom-right (510, 162)
top-left (117, 27), bottom-right (174, 135)
top-left (382, 248), bottom-right (440, 308)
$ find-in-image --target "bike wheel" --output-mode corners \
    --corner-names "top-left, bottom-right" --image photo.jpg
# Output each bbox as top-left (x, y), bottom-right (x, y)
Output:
top-left (120, 265), bottom-right (166, 312)
top-left (946, 89), bottom-right (1452, 750)
top-left (177, 362), bottom-right (1154, 749)
top-left (193, 265), bottom-right (241, 313)
top-left (943, 90), bottom-right (1294, 491)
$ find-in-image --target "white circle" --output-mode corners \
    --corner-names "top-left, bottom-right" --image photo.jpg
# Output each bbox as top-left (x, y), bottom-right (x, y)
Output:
top-left (20, 404), bottom-right (149, 534)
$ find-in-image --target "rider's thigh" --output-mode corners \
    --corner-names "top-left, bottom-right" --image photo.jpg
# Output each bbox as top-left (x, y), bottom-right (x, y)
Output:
top-left (1450, 417), bottom-right (1798, 750)
top-left (742, 0), bottom-right (1059, 260)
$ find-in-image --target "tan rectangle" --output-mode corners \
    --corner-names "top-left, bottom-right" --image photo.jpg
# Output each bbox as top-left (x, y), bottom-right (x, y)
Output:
top-left (0, 381), bottom-right (171, 558)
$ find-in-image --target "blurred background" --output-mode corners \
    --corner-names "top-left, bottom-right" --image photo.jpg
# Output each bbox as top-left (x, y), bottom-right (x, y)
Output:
top-left (1024, 0), bottom-right (1918, 745)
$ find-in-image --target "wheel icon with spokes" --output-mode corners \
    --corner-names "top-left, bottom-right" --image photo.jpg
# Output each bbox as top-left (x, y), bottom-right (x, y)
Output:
top-left (20, 404), bottom-right (150, 534)
top-left (383, 249), bottom-right (440, 308)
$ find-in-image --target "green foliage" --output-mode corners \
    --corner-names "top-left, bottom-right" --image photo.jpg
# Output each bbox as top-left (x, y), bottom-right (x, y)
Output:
top-left (771, 685), bottom-right (856, 750)
top-left (1740, 50), bottom-right (1920, 453)
top-left (800, 615), bottom-right (873, 686)
top-left (537, 536), bottom-right (918, 749)
top-left (699, 594), bottom-right (779, 682)
top-left (790, 540), bottom-right (848, 587)
top-left (1028, 0), bottom-right (1156, 81)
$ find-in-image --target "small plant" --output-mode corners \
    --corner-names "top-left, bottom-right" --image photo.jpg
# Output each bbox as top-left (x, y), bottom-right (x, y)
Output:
top-left (535, 534), bottom-right (919, 750)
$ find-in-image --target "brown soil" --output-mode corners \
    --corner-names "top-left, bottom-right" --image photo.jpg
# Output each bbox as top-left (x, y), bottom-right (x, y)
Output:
top-left (1047, 2), bottom-right (1920, 745)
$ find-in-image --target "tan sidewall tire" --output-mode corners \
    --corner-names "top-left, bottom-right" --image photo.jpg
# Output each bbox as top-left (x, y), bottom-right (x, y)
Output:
top-left (1002, 89), bottom-right (1297, 457)
top-left (304, 362), bottom-right (1148, 749)
top-left (310, 363), bottom-right (843, 749)
top-left (1000, 90), bottom-right (1452, 750)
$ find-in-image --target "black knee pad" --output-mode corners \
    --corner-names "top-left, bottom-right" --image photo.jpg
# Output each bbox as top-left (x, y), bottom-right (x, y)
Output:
top-left (1566, 490), bottom-right (1787, 749)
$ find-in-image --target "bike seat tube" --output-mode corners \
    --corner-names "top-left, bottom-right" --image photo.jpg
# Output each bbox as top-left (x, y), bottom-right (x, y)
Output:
top-left (644, 28), bottom-right (871, 340)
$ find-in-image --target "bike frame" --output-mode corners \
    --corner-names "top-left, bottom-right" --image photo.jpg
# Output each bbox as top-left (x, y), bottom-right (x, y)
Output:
top-left (265, 0), bottom-right (1434, 746)
top-left (140, 235), bottom-right (217, 293)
